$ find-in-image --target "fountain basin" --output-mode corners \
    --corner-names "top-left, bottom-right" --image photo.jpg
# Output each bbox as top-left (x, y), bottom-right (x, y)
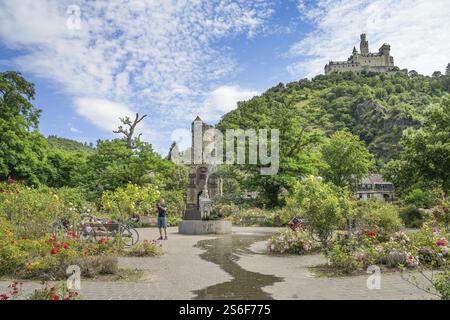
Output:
top-left (178, 220), bottom-right (232, 235)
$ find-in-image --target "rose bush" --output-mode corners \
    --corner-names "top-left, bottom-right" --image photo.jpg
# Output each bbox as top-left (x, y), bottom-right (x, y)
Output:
top-left (267, 229), bottom-right (319, 255)
top-left (324, 222), bottom-right (449, 274)
top-left (0, 180), bottom-right (81, 239)
top-left (0, 218), bottom-right (164, 280)
top-left (356, 199), bottom-right (403, 241)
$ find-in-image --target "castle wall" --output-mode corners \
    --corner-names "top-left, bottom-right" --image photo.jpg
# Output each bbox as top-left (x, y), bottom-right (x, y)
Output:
top-left (324, 34), bottom-right (395, 75)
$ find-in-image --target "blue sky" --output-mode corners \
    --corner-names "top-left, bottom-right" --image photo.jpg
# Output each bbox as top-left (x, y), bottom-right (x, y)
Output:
top-left (1, 0), bottom-right (449, 155)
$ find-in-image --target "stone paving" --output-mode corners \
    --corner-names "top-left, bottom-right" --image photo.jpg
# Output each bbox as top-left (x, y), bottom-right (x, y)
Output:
top-left (0, 227), bottom-right (437, 300)
top-left (238, 240), bottom-right (435, 300)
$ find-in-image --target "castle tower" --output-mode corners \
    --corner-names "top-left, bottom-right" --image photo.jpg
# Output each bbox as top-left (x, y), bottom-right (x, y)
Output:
top-left (360, 33), bottom-right (369, 55)
top-left (379, 43), bottom-right (393, 66)
top-left (324, 33), bottom-right (395, 75)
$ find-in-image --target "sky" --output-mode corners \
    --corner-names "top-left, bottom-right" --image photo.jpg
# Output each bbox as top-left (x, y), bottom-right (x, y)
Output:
top-left (1, 0), bottom-right (449, 155)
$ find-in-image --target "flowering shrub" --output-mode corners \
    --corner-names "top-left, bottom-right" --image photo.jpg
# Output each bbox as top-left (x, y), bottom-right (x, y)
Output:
top-left (28, 282), bottom-right (80, 300)
top-left (324, 242), bottom-right (363, 273)
top-left (267, 229), bottom-right (318, 255)
top-left (323, 221), bottom-right (450, 275)
top-left (356, 199), bottom-right (403, 241)
top-left (431, 202), bottom-right (450, 228)
top-left (0, 217), bottom-right (163, 280)
top-left (101, 183), bottom-right (160, 222)
top-left (126, 240), bottom-right (163, 257)
top-left (0, 181), bottom-right (82, 239)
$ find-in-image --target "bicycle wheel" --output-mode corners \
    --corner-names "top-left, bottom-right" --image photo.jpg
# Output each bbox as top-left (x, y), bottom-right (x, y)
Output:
top-left (128, 227), bottom-right (139, 246)
top-left (119, 225), bottom-right (136, 247)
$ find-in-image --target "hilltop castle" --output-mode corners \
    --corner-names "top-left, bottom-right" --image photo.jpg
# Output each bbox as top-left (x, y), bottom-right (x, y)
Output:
top-left (324, 34), bottom-right (395, 74)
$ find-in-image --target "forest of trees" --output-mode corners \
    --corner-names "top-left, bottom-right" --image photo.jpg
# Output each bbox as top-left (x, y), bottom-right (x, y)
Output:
top-left (0, 71), bottom-right (187, 205)
top-left (217, 70), bottom-right (450, 207)
top-left (1, 69), bottom-right (449, 212)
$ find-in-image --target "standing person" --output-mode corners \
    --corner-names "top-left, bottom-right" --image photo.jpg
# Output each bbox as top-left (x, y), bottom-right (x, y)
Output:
top-left (156, 199), bottom-right (168, 240)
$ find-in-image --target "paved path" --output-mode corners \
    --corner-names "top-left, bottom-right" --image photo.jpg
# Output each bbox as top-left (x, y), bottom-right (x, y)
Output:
top-left (0, 227), bottom-right (437, 300)
top-left (238, 240), bottom-right (436, 300)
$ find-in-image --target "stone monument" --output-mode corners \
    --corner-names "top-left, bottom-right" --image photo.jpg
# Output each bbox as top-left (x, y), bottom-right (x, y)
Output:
top-left (178, 116), bottom-right (232, 234)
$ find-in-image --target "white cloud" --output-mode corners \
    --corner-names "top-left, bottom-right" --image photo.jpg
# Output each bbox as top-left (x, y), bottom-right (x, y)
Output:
top-left (69, 127), bottom-right (81, 133)
top-left (198, 85), bottom-right (258, 121)
top-left (74, 98), bottom-right (135, 132)
top-left (289, 0), bottom-right (450, 78)
top-left (0, 0), bottom-right (273, 151)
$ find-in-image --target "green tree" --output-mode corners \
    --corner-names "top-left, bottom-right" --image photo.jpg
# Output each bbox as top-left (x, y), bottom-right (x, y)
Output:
top-left (45, 149), bottom-right (89, 188)
top-left (81, 139), bottom-right (165, 199)
top-left (320, 130), bottom-right (373, 191)
top-left (0, 71), bottom-right (49, 184)
top-left (294, 176), bottom-right (355, 247)
top-left (218, 96), bottom-right (324, 208)
top-left (386, 97), bottom-right (450, 192)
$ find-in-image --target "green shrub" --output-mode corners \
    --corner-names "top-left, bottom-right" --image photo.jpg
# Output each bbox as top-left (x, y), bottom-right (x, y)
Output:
top-left (400, 206), bottom-right (427, 228)
top-left (167, 214), bottom-right (182, 226)
top-left (0, 182), bottom-right (79, 239)
top-left (434, 269), bottom-right (450, 300)
top-left (126, 240), bottom-right (163, 257)
top-left (212, 203), bottom-right (240, 219)
top-left (159, 190), bottom-right (185, 216)
top-left (357, 199), bottom-right (403, 238)
top-left (324, 243), bottom-right (362, 273)
top-left (69, 256), bottom-right (119, 278)
top-left (294, 177), bottom-right (355, 247)
top-left (402, 188), bottom-right (439, 209)
top-left (101, 183), bottom-right (160, 222)
top-left (430, 202), bottom-right (450, 229)
top-left (0, 219), bottom-right (27, 276)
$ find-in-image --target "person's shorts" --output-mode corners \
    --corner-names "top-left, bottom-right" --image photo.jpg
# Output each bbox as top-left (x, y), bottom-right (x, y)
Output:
top-left (157, 216), bottom-right (167, 228)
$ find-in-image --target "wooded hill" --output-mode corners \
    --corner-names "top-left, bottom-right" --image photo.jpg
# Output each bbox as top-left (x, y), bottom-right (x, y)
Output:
top-left (219, 70), bottom-right (450, 165)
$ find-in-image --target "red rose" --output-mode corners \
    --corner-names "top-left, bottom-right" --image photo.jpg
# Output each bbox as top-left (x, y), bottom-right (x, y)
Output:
top-left (7, 177), bottom-right (14, 184)
top-left (0, 294), bottom-right (9, 300)
top-left (0, 189), bottom-right (4, 193)
top-left (62, 243), bottom-right (70, 249)
top-left (50, 295), bottom-right (60, 300)
top-left (50, 248), bottom-right (60, 255)
top-left (436, 240), bottom-right (446, 246)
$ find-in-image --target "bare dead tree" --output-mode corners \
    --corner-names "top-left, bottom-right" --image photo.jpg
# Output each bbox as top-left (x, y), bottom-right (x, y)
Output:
top-left (113, 113), bottom-right (147, 148)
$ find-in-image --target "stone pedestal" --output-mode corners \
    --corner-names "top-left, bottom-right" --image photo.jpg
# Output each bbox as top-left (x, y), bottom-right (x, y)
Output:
top-left (178, 220), bottom-right (232, 235)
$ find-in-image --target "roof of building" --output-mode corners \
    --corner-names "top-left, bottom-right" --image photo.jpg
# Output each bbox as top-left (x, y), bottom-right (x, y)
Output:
top-left (360, 174), bottom-right (392, 185)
